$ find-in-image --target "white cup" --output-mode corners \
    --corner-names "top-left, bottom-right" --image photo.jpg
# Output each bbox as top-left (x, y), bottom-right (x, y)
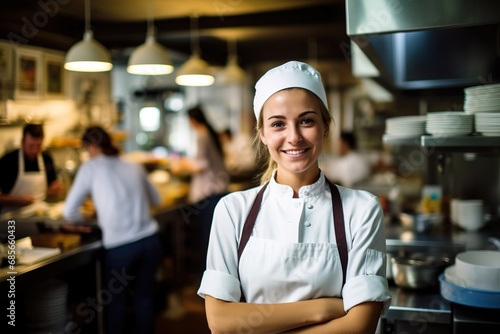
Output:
top-left (456, 199), bottom-right (484, 231)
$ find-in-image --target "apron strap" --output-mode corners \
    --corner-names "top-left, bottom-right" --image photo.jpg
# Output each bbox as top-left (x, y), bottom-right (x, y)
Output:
top-left (237, 176), bottom-right (348, 302)
top-left (237, 182), bottom-right (268, 260)
top-left (325, 178), bottom-right (348, 288)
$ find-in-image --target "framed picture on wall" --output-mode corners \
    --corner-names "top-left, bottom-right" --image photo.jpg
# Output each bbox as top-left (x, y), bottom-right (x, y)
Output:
top-left (43, 52), bottom-right (66, 98)
top-left (0, 42), bottom-right (13, 81)
top-left (15, 47), bottom-right (42, 99)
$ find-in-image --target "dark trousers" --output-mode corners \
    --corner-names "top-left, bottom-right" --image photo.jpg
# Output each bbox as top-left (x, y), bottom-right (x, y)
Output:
top-left (103, 233), bottom-right (162, 334)
top-left (178, 193), bottom-right (226, 269)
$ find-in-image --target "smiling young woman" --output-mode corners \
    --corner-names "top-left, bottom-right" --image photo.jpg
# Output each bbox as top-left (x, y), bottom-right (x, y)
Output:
top-left (197, 61), bottom-right (391, 334)
top-left (259, 88), bottom-right (329, 195)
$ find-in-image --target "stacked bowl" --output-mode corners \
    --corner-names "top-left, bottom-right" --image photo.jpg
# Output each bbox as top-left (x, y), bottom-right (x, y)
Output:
top-left (453, 251), bottom-right (500, 291)
top-left (450, 199), bottom-right (485, 231)
top-left (440, 250), bottom-right (500, 308)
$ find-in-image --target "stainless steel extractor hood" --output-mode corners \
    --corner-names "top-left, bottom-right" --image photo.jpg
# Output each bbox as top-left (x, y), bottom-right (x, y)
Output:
top-left (346, 0), bottom-right (500, 90)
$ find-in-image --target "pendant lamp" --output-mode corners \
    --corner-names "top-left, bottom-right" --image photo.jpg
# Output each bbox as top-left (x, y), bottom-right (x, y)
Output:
top-left (219, 39), bottom-right (245, 85)
top-left (127, 4), bottom-right (173, 75)
top-left (175, 15), bottom-right (214, 86)
top-left (64, 0), bottom-right (112, 72)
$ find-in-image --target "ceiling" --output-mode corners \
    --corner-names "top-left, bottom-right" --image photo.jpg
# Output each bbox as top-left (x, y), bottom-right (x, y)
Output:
top-left (0, 0), bottom-right (349, 68)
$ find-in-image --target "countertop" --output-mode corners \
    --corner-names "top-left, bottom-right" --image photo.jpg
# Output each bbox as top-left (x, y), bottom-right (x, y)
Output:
top-left (383, 218), bottom-right (500, 323)
top-left (0, 233), bottom-right (102, 285)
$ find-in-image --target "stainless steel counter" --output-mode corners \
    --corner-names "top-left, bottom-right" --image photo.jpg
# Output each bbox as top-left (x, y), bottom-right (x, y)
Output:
top-left (381, 219), bottom-right (500, 333)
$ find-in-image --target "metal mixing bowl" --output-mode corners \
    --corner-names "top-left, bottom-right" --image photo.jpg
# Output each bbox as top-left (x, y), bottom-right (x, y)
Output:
top-left (391, 254), bottom-right (451, 289)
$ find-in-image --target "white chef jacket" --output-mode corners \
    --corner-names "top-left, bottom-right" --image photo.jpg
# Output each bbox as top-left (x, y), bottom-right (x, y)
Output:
top-left (198, 171), bottom-right (391, 314)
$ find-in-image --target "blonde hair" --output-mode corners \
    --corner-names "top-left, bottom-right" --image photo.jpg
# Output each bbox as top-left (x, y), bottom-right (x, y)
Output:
top-left (252, 88), bottom-right (332, 185)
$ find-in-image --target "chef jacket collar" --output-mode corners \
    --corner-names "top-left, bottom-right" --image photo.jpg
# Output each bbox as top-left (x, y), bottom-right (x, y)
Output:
top-left (269, 169), bottom-right (326, 198)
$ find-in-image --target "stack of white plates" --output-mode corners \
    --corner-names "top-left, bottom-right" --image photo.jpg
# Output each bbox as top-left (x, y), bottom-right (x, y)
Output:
top-left (474, 112), bottom-right (500, 136)
top-left (385, 115), bottom-right (426, 137)
top-left (24, 279), bottom-right (69, 333)
top-left (426, 112), bottom-right (474, 137)
top-left (464, 83), bottom-right (500, 114)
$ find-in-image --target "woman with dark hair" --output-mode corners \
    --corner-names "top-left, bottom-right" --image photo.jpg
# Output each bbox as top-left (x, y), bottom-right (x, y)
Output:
top-left (187, 106), bottom-right (225, 160)
top-left (171, 106), bottom-right (229, 265)
top-left (63, 126), bottom-right (162, 334)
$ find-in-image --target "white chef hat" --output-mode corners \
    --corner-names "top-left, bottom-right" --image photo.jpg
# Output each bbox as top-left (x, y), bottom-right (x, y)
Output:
top-left (253, 61), bottom-right (328, 120)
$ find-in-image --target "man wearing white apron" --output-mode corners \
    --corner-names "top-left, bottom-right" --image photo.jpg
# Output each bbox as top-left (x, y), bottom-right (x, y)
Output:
top-left (0, 124), bottom-right (63, 215)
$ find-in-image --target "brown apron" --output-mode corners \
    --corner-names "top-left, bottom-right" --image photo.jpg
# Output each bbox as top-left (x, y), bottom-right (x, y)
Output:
top-left (237, 177), bottom-right (348, 302)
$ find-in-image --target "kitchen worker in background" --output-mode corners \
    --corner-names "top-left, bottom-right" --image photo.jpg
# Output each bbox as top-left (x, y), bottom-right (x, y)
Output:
top-left (63, 126), bottom-right (162, 334)
top-left (198, 61), bottom-right (391, 333)
top-left (219, 127), bottom-right (257, 174)
top-left (170, 106), bottom-right (229, 267)
top-left (323, 131), bottom-right (371, 188)
top-left (0, 123), bottom-right (64, 213)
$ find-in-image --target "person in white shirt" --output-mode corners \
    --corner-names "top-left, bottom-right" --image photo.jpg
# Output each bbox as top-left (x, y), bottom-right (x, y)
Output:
top-left (324, 131), bottom-right (371, 188)
top-left (63, 126), bottom-right (161, 334)
top-left (197, 61), bottom-right (391, 333)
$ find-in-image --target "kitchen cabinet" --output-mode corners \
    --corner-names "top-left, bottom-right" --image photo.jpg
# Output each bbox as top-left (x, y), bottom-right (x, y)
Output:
top-left (0, 229), bottom-right (103, 333)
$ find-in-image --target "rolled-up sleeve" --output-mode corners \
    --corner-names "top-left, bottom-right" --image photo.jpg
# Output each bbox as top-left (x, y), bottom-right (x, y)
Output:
top-left (198, 270), bottom-right (242, 302)
top-left (342, 193), bottom-right (391, 314)
top-left (343, 274), bottom-right (391, 314)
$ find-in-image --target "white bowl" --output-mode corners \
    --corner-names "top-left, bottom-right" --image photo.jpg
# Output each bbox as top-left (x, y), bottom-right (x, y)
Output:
top-left (455, 200), bottom-right (485, 231)
top-left (455, 250), bottom-right (500, 291)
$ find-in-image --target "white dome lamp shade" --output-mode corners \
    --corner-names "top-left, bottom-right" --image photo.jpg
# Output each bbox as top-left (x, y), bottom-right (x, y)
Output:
top-left (175, 53), bottom-right (214, 86)
top-left (127, 30), bottom-right (173, 75)
top-left (219, 55), bottom-right (245, 85)
top-left (219, 40), bottom-right (245, 85)
top-left (64, 30), bottom-right (113, 72)
top-left (64, 0), bottom-right (112, 72)
top-left (127, 0), bottom-right (173, 76)
top-left (175, 14), bottom-right (214, 87)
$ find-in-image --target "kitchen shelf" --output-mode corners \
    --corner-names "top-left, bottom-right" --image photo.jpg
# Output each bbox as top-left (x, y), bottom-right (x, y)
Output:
top-left (421, 135), bottom-right (500, 153)
top-left (420, 135), bottom-right (500, 147)
top-left (383, 134), bottom-right (500, 153)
